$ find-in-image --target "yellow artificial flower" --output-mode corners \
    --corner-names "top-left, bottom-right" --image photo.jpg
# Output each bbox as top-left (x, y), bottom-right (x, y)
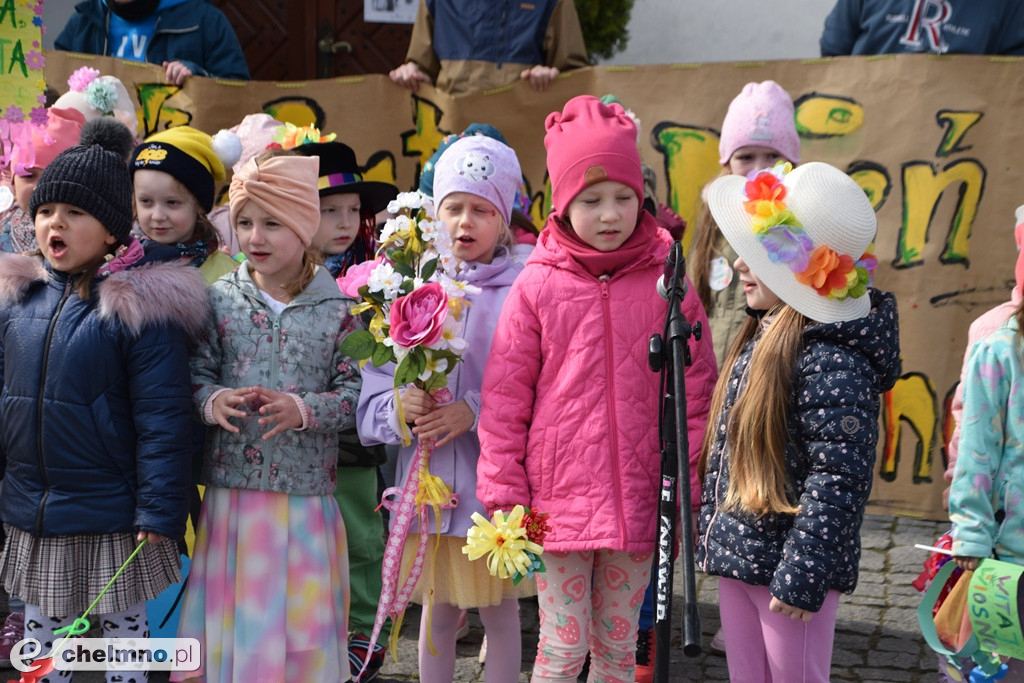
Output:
top-left (463, 505), bottom-right (544, 580)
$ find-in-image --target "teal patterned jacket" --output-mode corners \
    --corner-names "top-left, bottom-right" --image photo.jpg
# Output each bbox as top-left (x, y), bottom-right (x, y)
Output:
top-left (951, 315), bottom-right (1024, 565)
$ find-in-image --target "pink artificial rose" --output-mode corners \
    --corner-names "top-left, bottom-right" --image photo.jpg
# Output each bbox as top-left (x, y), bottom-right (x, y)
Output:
top-left (336, 258), bottom-right (380, 298)
top-left (389, 281), bottom-right (448, 349)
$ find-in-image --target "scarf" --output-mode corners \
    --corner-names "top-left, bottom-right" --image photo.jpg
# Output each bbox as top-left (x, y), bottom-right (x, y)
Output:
top-left (547, 209), bottom-right (659, 278)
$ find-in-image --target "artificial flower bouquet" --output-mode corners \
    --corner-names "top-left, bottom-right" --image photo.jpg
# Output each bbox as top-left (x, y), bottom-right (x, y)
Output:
top-left (463, 505), bottom-right (550, 585)
top-left (338, 190), bottom-right (476, 429)
top-left (341, 191), bottom-right (481, 673)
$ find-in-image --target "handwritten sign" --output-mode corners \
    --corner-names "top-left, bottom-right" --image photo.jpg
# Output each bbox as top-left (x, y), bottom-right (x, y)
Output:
top-left (0, 0), bottom-right (46, 172)
top-left (969, 559), bottom-right (1024, 659)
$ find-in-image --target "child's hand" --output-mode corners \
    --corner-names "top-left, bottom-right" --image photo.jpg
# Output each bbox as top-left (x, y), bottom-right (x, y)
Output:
top-left (211, 386), bottom-right (261, 433)
top-left (136, 530), bottom-right (169, 545)
top-left (768, 596), bottom-right (813, 622)
top-left (954, 556), bottom-right (980, 571)
top-left (400, 387), bottom-right (435, 424)
top-left (412, 399), bottom-right (475, 447)
top-left (252, 387), bottom-right (303, 440)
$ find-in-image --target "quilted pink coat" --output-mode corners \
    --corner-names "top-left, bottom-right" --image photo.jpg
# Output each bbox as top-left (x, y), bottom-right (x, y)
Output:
top-left (477, 221), bottom-right (718, 553)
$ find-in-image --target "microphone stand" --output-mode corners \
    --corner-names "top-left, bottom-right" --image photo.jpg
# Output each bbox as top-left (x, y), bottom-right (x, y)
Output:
top-left (647, 239), bottom-right (702, 682)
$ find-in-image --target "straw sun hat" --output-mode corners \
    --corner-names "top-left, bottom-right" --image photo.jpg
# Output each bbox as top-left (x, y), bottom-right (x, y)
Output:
top-left (707, 161), bottom-right (878, 323)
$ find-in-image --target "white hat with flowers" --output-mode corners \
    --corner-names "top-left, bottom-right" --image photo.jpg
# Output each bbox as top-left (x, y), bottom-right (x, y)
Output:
top-left (707, 161), bottom-right (878, 323)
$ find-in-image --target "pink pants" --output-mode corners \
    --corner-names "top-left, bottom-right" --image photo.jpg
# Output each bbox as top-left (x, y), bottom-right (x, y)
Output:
top-left (532, 549), bottom-right (652, 682)
top-left (718, 577), bottom-right (840, 683)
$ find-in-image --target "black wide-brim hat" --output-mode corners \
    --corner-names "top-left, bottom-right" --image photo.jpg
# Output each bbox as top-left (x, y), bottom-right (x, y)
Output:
top-left (294, 141), bottom-right (398, 213)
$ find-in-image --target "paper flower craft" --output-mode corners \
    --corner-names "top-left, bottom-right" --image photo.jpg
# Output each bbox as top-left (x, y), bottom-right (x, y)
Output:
top-left (463, 505), bottom-right (549, 585)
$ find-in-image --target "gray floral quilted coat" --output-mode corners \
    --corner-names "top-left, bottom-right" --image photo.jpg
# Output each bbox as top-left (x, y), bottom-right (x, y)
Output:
top-left (190, 264), bottom-right (361, 496)
top-left (697, 289), bottom-right (901, 612)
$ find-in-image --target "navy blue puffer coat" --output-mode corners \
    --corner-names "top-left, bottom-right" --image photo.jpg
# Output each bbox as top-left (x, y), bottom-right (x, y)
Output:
top-left (0, 248), bottom-right (209, 539)
top-left (697, 289), bottom-right (901, 612)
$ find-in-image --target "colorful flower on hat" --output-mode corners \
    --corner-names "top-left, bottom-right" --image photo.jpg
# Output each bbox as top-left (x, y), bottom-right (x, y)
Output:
top-left (742, 161), bottom-right (877, 302)
top-left (84, 79), bottom-right (118, 114)
top-left (67, 66), bottom-right (100, 93)
top-left (273, 122), bottom-right (336, 149)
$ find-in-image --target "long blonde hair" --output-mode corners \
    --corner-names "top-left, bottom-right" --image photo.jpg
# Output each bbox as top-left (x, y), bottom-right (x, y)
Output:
top-left (699, 304), bottom-right (809, 517)
top-left (688, 168), bottom-right (730, 313)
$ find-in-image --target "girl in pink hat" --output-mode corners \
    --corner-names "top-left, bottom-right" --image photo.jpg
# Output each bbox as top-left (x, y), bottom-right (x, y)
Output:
top-left (476, 95), bottom-right (717, 681)
top-left (690, 81), bottom-right (802, 370)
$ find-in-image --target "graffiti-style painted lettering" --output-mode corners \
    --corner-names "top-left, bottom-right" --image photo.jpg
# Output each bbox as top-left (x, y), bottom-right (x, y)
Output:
top-left (651, 122), bottom-right (721, 255)
top-left (262, 96), bottom-right (324, 129)
top-left (847, 161), bottom-right (892, 211)
top-left (936, 111), bottom-right (983, 157)
top-left (793, 93), bottom-right (865, 138)
top-left (400, 96), bottom-right (449, 187)
top-left (881, 372), bottom-right (937, 482)
top-left (896, 159), bottom-right (986, 268)
top-left (135, 83), bottom-right (189, 137)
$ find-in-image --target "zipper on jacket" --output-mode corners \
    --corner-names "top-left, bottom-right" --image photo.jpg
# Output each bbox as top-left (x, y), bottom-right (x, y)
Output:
top-left (598, 275), bottom-right (628, 545)
top-left (258, 317), bottom-right (281, 489)
top-left (34, 278), bottom-right (73, 534)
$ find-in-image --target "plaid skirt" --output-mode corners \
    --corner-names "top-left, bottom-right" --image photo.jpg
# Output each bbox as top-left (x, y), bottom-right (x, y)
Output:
top-left (0, 525), bottom-right (181, 617)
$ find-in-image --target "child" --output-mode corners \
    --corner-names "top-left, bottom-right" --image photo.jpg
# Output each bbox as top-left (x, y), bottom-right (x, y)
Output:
top-left (0, 107), bottom-right (85, 253)
top-left (294, 139), bottom-right (398, 681)
top-left (357, 135), bottom-right (531, 683)
top-left (689, 80), bottom-right (801, 368)
top-left (476, 95), bottom-right (717, 681)
top-left (295, 140), bottom-right (397, 277)
top-left (174, 151), bottom-right (362, 682)
top-left (130, 126), bottom-right (238, 284)
top-left (0, 142), bottom-right (208, 682)
top-left (698, 161), bottom-right (901, 682)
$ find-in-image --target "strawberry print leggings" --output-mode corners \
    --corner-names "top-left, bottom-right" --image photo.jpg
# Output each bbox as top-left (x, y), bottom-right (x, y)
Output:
top-left (532, 549), bottom-right (652, 682)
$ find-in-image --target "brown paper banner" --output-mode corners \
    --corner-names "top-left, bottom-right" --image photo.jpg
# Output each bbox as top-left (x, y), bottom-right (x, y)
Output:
top-left (45, 50), bottom-right (1024, 521)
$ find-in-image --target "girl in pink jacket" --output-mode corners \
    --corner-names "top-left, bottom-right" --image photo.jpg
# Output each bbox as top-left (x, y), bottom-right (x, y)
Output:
top-left (477, 95), bottom-right (717, 681)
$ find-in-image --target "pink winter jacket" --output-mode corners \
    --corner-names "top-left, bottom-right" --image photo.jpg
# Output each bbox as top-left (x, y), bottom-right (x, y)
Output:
top-left (477, 222), bottom-right (718, 553)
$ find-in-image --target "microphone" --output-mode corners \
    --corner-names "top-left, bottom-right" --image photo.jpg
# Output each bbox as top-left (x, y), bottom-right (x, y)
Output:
top-left (656, 240), bottom-right (687, 301)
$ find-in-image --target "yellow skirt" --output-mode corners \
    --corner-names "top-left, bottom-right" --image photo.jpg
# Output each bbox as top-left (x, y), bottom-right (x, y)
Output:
top-left (401, 534), bottom-right (536, 609)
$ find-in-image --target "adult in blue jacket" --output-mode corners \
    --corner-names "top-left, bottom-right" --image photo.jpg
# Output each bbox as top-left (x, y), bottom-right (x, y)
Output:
top-left (55, 0), bottom-right (250, 84)
top-left (821, 0), bottom-right (1024, 56)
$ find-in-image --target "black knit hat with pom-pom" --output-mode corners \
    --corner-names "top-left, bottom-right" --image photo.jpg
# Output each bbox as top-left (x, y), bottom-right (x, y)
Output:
top-left (29, 143), bottom-right (133, 245)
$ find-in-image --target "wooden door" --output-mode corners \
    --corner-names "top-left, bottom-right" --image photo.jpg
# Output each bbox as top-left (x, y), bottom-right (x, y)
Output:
top-left (214, 0), bottom-right (413, 81)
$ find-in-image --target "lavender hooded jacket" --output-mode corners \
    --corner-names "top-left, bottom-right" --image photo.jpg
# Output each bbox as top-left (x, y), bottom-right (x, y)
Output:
top-left (476, 224), bottom-right (718, 553)
top-left (357, 245), bottom-right (530, 536)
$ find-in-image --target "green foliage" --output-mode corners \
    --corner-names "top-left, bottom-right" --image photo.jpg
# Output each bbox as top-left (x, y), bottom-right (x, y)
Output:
top-left (340, 329), bottom-right (376, 360)
top-left (574, 0), bottom-right (633, 63)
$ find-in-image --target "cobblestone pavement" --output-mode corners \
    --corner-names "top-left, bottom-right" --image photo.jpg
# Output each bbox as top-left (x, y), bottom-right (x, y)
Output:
top-left (377, 514), bottom-right (950, 682)
top-left (2, 514), bottom-right (949, 682)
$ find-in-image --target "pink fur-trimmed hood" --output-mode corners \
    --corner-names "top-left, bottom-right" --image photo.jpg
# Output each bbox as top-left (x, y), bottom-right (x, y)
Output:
top-left (0, 252), bottom-right (210, 339)
top-left (97, 260), bottom-right (209, 338)
top-left (0, 252), bottom-right (50, 303)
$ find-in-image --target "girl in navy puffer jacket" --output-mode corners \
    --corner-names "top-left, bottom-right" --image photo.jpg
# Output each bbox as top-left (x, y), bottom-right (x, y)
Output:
top-left (0, 143), bottom-right (208, 682)
top-left (698, 162), bottom-right (901, 683)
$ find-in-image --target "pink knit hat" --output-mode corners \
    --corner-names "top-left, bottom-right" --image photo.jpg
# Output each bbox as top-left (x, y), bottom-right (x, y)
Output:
top-left (11, 107), bottom-right (86, 176)
top-left (718, 81), bottom-right (800, 166)
top-left (544, 95), bottom-right (644, 218)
